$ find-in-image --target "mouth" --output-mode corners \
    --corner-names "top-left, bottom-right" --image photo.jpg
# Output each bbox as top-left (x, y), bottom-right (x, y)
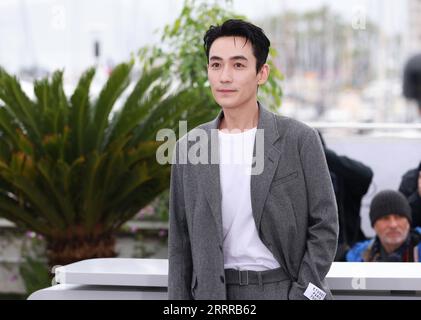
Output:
top-left (217, 89), bottom-right (237, 93)
top-left (386, 231), bottom-right (402, 237)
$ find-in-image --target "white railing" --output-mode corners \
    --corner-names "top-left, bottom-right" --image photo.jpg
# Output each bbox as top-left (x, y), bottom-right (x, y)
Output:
top-left (28, 258), bottom-right (421, 300)
top-left (306, 122), bottom-right (421, 130)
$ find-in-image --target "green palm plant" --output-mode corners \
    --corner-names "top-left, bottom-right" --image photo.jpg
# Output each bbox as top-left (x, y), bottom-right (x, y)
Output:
top-left (0, 62), bottom-right (211, 268)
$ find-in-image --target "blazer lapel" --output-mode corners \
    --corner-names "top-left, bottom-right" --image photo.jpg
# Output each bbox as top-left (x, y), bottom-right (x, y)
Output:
top-left (250, 104), bottom-right (281, 230)
top-left (199, 104), bottom-right (281, 243)
top-left (200, 112), bottom-right (224, 244)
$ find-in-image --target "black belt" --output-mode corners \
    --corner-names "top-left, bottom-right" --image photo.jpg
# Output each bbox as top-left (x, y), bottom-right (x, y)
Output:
top-left (224, 268), bottom-right (289, 285)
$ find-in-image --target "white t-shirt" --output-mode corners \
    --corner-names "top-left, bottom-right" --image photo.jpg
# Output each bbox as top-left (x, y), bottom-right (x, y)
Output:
top-left (218, 127), bottom-right (280, 271)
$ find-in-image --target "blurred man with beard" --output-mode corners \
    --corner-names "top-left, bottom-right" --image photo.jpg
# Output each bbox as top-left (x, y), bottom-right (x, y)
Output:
top-left (347, 190), bottom-right (421, 262)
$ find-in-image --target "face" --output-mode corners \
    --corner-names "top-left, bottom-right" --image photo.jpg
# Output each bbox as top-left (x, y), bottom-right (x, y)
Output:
top-left (374, 214), bottom-right (410, 249)
top-left (207, 36), bottom-right (269, 110)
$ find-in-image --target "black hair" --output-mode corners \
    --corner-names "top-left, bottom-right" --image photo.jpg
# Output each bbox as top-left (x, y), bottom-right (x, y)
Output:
top-left (203, 19), bottom-right (270, 74)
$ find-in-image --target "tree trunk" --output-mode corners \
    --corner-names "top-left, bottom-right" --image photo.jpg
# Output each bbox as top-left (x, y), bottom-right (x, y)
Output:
top-left (46, 234), bottom-right (116, 269)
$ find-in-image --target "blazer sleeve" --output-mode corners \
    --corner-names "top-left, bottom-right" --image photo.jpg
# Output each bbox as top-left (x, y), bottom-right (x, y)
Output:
top-left (168, 142), bottom-right (193, 299)
top-left (288, 128), bottom-right (339, 300)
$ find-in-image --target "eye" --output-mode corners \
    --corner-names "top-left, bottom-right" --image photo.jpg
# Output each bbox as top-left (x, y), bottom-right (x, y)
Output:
top-left (234, 63), bottom-right (245, 68)
top-left (210, 63), bottom-right (221, 68)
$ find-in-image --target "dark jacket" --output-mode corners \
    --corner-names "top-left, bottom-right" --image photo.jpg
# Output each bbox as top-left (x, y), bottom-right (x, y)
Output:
top-left (399, 162), bottom-right (421, 227)
top-left (324, 149), bottom-right (373, 260)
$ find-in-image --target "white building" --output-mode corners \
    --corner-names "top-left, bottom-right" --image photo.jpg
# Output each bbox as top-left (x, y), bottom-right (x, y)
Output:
top-left (407, 0), bottom-right (421, 56)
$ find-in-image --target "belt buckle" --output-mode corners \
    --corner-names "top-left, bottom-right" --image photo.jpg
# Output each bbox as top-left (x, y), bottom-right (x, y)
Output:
top-left (239, 270), bottom-right (249, 286)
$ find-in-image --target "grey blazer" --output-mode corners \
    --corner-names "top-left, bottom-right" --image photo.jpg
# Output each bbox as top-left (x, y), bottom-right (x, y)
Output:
top-left (168, 104), bottom-right (339, 300)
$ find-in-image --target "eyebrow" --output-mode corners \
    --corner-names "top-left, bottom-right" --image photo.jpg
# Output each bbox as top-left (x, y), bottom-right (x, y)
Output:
top-left (209, 55), bottom-right (248, 62)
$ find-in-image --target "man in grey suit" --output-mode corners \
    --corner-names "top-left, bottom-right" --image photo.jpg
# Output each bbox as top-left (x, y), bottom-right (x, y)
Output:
top-left (168, 19), bottom-right (338, 300)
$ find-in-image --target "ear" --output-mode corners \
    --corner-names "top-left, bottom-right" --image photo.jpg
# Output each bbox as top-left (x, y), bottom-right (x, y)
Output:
top-left (257, 63), bottom-right (270, 85)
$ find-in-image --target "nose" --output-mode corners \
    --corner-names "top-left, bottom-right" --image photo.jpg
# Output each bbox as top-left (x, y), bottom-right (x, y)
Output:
top-left (388, 216), bottom-right (398, 227)
top-left (220, 65), bottom-right (233, 83)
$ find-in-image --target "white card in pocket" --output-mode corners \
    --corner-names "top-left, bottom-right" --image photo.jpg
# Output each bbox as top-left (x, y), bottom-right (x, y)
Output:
top-left (303, 282), bottom-right (326, 300)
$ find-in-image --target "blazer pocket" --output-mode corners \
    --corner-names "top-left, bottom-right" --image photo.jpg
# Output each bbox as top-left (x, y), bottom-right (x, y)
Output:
top-left (271, 171), bottom-right (298, 187)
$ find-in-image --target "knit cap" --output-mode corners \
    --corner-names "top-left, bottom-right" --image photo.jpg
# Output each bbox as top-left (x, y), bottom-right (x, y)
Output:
top-left (369, 190), bottom-right (412, 226)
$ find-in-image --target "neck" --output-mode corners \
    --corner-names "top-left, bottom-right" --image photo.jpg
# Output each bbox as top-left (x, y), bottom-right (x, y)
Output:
top-left (382, 243), bottom-right (402, 255)
top-left (219, 101), bottom-right (259, 131)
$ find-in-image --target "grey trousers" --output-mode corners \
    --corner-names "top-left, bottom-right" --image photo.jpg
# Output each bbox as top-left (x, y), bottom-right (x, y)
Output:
top-left (226, 279), bottom-right (292, 300)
